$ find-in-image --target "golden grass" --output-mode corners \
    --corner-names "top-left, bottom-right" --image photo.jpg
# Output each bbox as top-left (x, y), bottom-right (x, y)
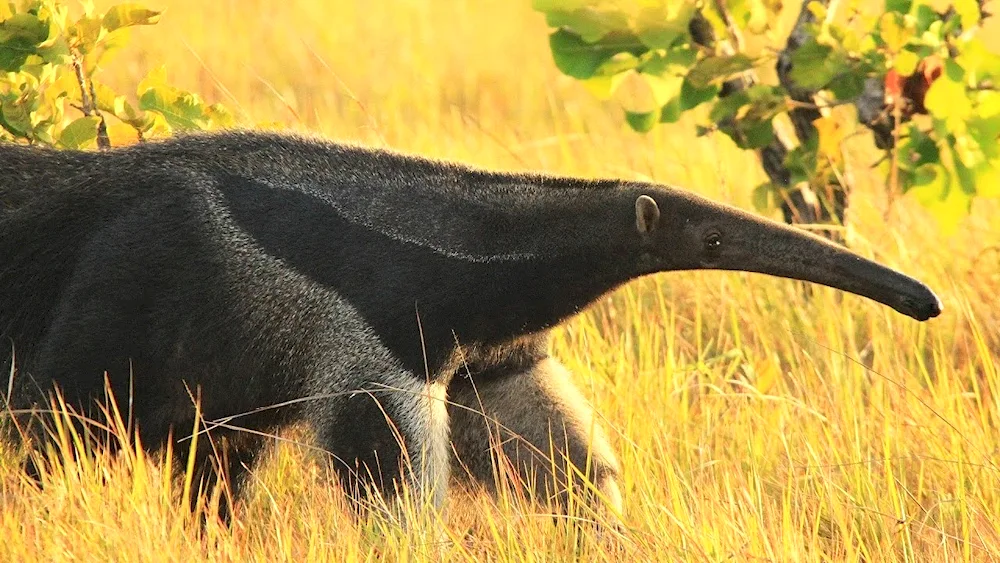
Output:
top-left (3, 0), bottom-right (1000, 561)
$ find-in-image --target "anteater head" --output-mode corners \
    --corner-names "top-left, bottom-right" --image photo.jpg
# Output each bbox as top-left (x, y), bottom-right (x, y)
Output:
top-left (632, 189), bottom-right (942, 322)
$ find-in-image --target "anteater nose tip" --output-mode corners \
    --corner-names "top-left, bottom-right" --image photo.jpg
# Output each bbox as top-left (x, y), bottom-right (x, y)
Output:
top-left (906, 292), bottom-right (943, 321)
top-left (927, 295), bottom-right (943, 319)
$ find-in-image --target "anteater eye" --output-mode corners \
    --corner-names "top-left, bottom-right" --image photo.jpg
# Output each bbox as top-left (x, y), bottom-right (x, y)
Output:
top-left (704, 232), bottom-right (722, 254)
top-left (705, 232), bottom-right (721, 248)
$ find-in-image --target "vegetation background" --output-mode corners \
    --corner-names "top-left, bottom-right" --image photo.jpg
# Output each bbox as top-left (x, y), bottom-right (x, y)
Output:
top-left (2, 0), bottom-right (999, 561)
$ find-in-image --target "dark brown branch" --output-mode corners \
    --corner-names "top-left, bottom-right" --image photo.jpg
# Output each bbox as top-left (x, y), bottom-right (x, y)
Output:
top-left (688, 9), bottom-right (791, 188)
top-left (71, 53), bottom-right (111, 151)
top-left (774, 0), bottom-right (848, 239)
top-left (776, 4), bottom-right (823, 143)
top-left (88, 77), bottom-right (111, 150)
top-left (692, 1), bottom-right (851, 240)
top-left (689, 7), bottom-right (795, 210)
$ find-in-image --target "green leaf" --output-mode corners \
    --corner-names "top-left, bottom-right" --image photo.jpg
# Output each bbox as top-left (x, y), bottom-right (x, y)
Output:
top-left (140, 85), bottom-right (206, 131)
top-left (679, 78), bottom-right (720, 111)
top-left (659, 98), bottom-right (682, 124)
top-left (572, 11), bottom-right (624, 43)
top-left (0, 45), bottom-right (31, 71)
top-left (635, 3), bottom-right (696, 49)
top-left (36, 36), bottom-right (71, 65)
top-left (59, 116), bottom-right (101, 149)
top-left (91, 80), bottom-right (129, 116)
top-left (543, 6), bottom-right (629, 43)
top-left (789, 40), bottom-right (836, 88)
top-left (0, 99), bottom-right (32, 135)
top-left (900, 125), bottom-right (940, 168)
top-left (744, 84), bottom-right (788, 116)
top-left (0, 13), bottom-right (48, 44)
top-left (714, 85), bottom-right (786, 149)
top-left (695, 124), bottom-right (718, 137)
top-left (925, 72), bottom-right (971, 121)
top-left (625, 108), bottom-right (660, 133)
top-left (907, 162), bottom-right (947, 197)
top-left (709, 91), bottom-right (750, 122)
top-left (580, 73), bottom-right (628, 100)
top-left (885, 0), bottom-right (912, 13)
top-left (102, 4), bottom-right (162, 32)
top-left (0, 13), bottom-right (49, 70)
top-left (686, 54), bottom-right (755, 87)
top-left (72, 16), bottom-right (104, 54)
top-left (907, 143), bottom-right (975, 234)
top-left (784, 145), bottom-right (814, 185)
top-left (751, 182), bottom-right (774, 212)
top-left (954, 0), bottom-right (981, 29)
top-left (966, 116), bottom-right (1000, 160)
top-left (913, 4), bottom-right (938, 34)
top-left (953, 148), bottom-right (980, 194)
top-left (578, 50), bottom-right (638, 99)
top-left (732, 117), bottom-right (775, 149)
top-left (957, 38), bottom-right (1000, 80)
top-left (206, 103), bottom-right (235, 128)
top-left (642, 72), bottom-right (684, 105)
top-left (878, 12), bottom-right (912, 52)
top-left (944, 58), bottom-right (964, 82)
top-left (971, 159), bottom-right (1000, 197)
top-left (593, 51), bottom-right (640, 77)
top-left (638, 49), bottom-right (694, 105)
top-left (639, 46), bottom-right (696, 73)
top-left (548, 29), bottom-right (639, 80)
top-left (137, 66), bottom-right (220, 132)
top-left (828, 72), bottom-right (864, 100)
top-left (532, 0), bottom-right (585, 12)
top-left (31, 120), bottom-right (55, 145)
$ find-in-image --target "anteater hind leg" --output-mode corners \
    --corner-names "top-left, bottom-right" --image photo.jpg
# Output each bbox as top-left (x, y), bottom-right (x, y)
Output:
top-left (180, 430), bottom-right (268, 523)
top-left (9, 321), bottom-right (137, 485)
top-left (448, 357), bottom-right (623, 515)
top-left (7, 232), bottom-right (148, 478)
top-left (313, 375), bottom-right (451, 517)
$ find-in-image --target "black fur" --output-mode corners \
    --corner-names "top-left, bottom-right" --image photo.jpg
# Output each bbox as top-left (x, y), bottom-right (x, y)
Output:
top-left (0, 132), bottom-right (643, 510)
top-left (0, 130), bottom-right (941, 516)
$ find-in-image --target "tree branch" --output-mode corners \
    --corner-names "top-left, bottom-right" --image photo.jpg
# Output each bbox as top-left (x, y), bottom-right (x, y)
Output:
top-left (774, 0), bottom-right (849, 238)
top-left (688, 7), bottom-right (792, 188)
top-left (71, 53), bottom-right (111, 150)
top-left (693, 1), bottom-right (854, 240)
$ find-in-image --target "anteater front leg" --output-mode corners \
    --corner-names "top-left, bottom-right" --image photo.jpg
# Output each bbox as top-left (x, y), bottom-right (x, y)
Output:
top-left (448, 357), bottom-right (622, 516)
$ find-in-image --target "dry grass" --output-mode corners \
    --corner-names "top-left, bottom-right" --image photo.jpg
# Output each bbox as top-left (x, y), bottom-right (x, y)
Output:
top-left (2, 0), bottom-right (1000, 561)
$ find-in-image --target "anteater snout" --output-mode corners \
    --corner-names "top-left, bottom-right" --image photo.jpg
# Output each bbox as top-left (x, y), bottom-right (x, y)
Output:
top-left (899, 291), bottom-right (943, 321)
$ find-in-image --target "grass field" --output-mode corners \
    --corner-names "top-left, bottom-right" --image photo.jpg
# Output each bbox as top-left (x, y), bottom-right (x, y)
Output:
top-left (2, 1), bottom-right (1000, 561)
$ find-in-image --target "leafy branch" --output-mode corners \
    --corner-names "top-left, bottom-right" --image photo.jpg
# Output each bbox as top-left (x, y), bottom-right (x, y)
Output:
top-left (535, 0), bottom-right (999, 234)
top-left (0, 0), bottom-right (234, 149)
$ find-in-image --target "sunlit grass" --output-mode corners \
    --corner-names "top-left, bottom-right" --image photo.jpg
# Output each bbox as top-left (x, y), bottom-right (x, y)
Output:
top-left (2, 0), bottom-right (998, 561)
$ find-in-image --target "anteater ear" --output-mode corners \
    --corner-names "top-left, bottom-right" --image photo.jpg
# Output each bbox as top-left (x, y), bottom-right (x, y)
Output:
top-left (635, 195), bottom-right (660, 234)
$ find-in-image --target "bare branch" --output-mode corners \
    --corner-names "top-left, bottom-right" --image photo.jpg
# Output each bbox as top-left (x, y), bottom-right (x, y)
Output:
top-left (71, 53), bottom-right (111, 150)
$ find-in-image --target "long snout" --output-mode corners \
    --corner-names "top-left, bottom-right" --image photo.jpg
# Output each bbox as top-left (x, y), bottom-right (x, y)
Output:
top-left (714, 212), bottom-right (942, 321)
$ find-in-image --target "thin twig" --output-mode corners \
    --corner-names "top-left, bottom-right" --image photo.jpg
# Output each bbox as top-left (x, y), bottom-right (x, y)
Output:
top-left (71, 53), bottom-right (110, 150)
